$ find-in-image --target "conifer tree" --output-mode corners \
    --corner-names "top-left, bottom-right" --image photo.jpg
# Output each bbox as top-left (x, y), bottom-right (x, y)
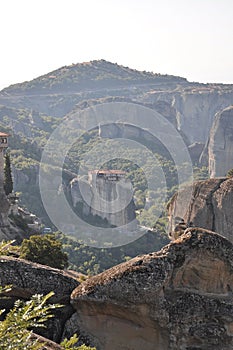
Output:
top-left (4, 151), bottom-right (13, 195)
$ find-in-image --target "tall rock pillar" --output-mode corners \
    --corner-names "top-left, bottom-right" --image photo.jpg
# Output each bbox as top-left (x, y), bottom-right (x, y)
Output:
top-left (208, 106), bottom-right (233, 178)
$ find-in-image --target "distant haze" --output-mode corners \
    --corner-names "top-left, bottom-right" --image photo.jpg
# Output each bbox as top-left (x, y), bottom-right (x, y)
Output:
top-left (1, 0), bottom-right (233, 90)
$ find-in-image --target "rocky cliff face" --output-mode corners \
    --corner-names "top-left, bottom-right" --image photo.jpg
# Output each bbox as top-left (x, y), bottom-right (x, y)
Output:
top-left (0, 222), bottom-right (28, 243)
top-left (143, 86), bottom-right (233, 144)
top-left (173, 89), bottom-right (233, 144)
top-left (65, 229), bottom-right (233, 350)
top-left (70, 175), bottom-right (136, 229)
top-left (0, 256), bottom-right (79, 343)
top-left (208, 106), bottom-right (233, 178)
top-left (73, 88), bottom-right (233, 147)
top-left (167, 177), bottom-right (233, 243)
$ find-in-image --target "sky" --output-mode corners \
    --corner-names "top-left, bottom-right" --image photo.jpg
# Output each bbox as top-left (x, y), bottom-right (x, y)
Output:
top-left (1, 0), bottom-right (233, 90)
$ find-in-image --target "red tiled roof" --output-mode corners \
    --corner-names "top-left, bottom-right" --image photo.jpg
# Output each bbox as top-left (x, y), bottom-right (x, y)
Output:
top-left (89, 169), bottom-right (126, 175)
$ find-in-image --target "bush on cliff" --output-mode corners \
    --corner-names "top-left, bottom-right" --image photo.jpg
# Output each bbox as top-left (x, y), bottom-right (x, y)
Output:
top-left (0, 287), bottom-right (95, 349)
top-left (0, 243), bottom-right (95, 349)
top-left (20, 234), bottom-right (68, 269)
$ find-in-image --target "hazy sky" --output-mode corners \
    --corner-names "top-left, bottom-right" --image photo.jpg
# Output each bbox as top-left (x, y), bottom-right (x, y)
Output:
top-left (1, 0), bottom-right (233, 89)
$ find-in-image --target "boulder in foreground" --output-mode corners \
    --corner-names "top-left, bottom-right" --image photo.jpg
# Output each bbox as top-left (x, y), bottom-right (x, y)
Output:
top-left (69, 229), bottom-right (233, 350)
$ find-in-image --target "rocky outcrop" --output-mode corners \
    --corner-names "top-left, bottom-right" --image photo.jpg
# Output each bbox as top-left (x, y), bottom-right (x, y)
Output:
top-left (12, 164), bottom-right (39, 188)
top-left (172, 89), bottom-right (233, 144)
top-left (0, 256), bottom-right (79, 343)
top-left (188, 142), bottom-right (205, 164)
top-left (167, 177), bottom-right (233, 243)
top-left (29, 334), bottom-right (63, 350)
top-left (143, 86), bottom-right (233, 144)
top-left (208, 106), bottom-right (233, 178)
top-left (65, 229), bottom-right (233, 350)
top-left (70, 175), bottom-right (136, 229)
top-left (0, 224), bottom-right (28, 244)
top-left (0, 149), bottom-right (29, 242)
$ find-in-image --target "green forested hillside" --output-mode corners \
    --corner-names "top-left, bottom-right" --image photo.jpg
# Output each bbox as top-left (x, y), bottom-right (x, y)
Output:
top-left (56, 229), bottom-right (169, 275)
top-left (0, 95), bottom-right (208, 230)
top-left (0, 60), bottom-right (212, 274)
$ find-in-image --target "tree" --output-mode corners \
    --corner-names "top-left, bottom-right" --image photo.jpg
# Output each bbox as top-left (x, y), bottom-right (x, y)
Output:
top-left (0, 242), bottom-right (95, 349)
top-left (4, 151), bottom-right (13, 195)
top-left (0, 290), bottom-right (58, 350)
top-left (227, 168), bottom-right (233, 177)
top-left (20, 234), bottom-right (69, 269)
top-left (0, 287), bottom-right (95, 350)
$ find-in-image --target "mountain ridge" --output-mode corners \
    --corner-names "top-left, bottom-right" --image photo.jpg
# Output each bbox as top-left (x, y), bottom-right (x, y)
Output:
top-left (0, 59), bottom-right (189, 95)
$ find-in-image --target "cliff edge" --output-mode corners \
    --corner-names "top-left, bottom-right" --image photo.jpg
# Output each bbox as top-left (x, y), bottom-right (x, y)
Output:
top-left (208, 106), bottom-right (233, 178)
top-left (167, 177), bottom-right (233, 242)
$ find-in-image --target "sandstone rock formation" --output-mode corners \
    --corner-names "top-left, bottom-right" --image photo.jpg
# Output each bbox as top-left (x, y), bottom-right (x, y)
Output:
top-left (0, 256), bottom-right (79, 343)
top-left (143, 86), bottom-right (233, 144)
top-left (70, 173), bottom-right (136, 229)
top-left (29, 334), bottom-right (63, 350)
top-left (171, 89), bottom-right (231, 144)
top-left (167, 177), bottom-right (233, 243)
top-left (208, 106), bottom-right (233, 178)
top-left (65, 228), bottom-right (233, 350)
top-left (188, 142), bottom-right (205, 164)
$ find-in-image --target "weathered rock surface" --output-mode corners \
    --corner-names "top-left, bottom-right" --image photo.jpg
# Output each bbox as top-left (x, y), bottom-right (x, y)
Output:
top-left (167, 177), bottom-right (233, 242)
top-left (188, 142), bottom-right (205, 164)
top-left (70, 175), bottom-right (136, 229)
top-left (29, 334), bottom-right (63, 350)
top-left (0, 166), bottom-right (29, 243)
top-left (143, 86), bottom-right (233, 144)
top-left (0, 225), bottom-right (28, 244)
top-left (172, 89), bottom-right (233, 144)
top-left (0, 256), bottom-right (79, 343)
top-left (12, 164), bottom-right (39, 188)
top-left (67, 229), bottom-right (233, 350)
top-left (208, 106), bottom-right (233, 178)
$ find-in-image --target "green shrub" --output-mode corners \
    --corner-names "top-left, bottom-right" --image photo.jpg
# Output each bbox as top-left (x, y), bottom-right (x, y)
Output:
top-left (0, 288), bottom-right (95, 349)
top-left (20, 234), bottom-right (68, 269)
